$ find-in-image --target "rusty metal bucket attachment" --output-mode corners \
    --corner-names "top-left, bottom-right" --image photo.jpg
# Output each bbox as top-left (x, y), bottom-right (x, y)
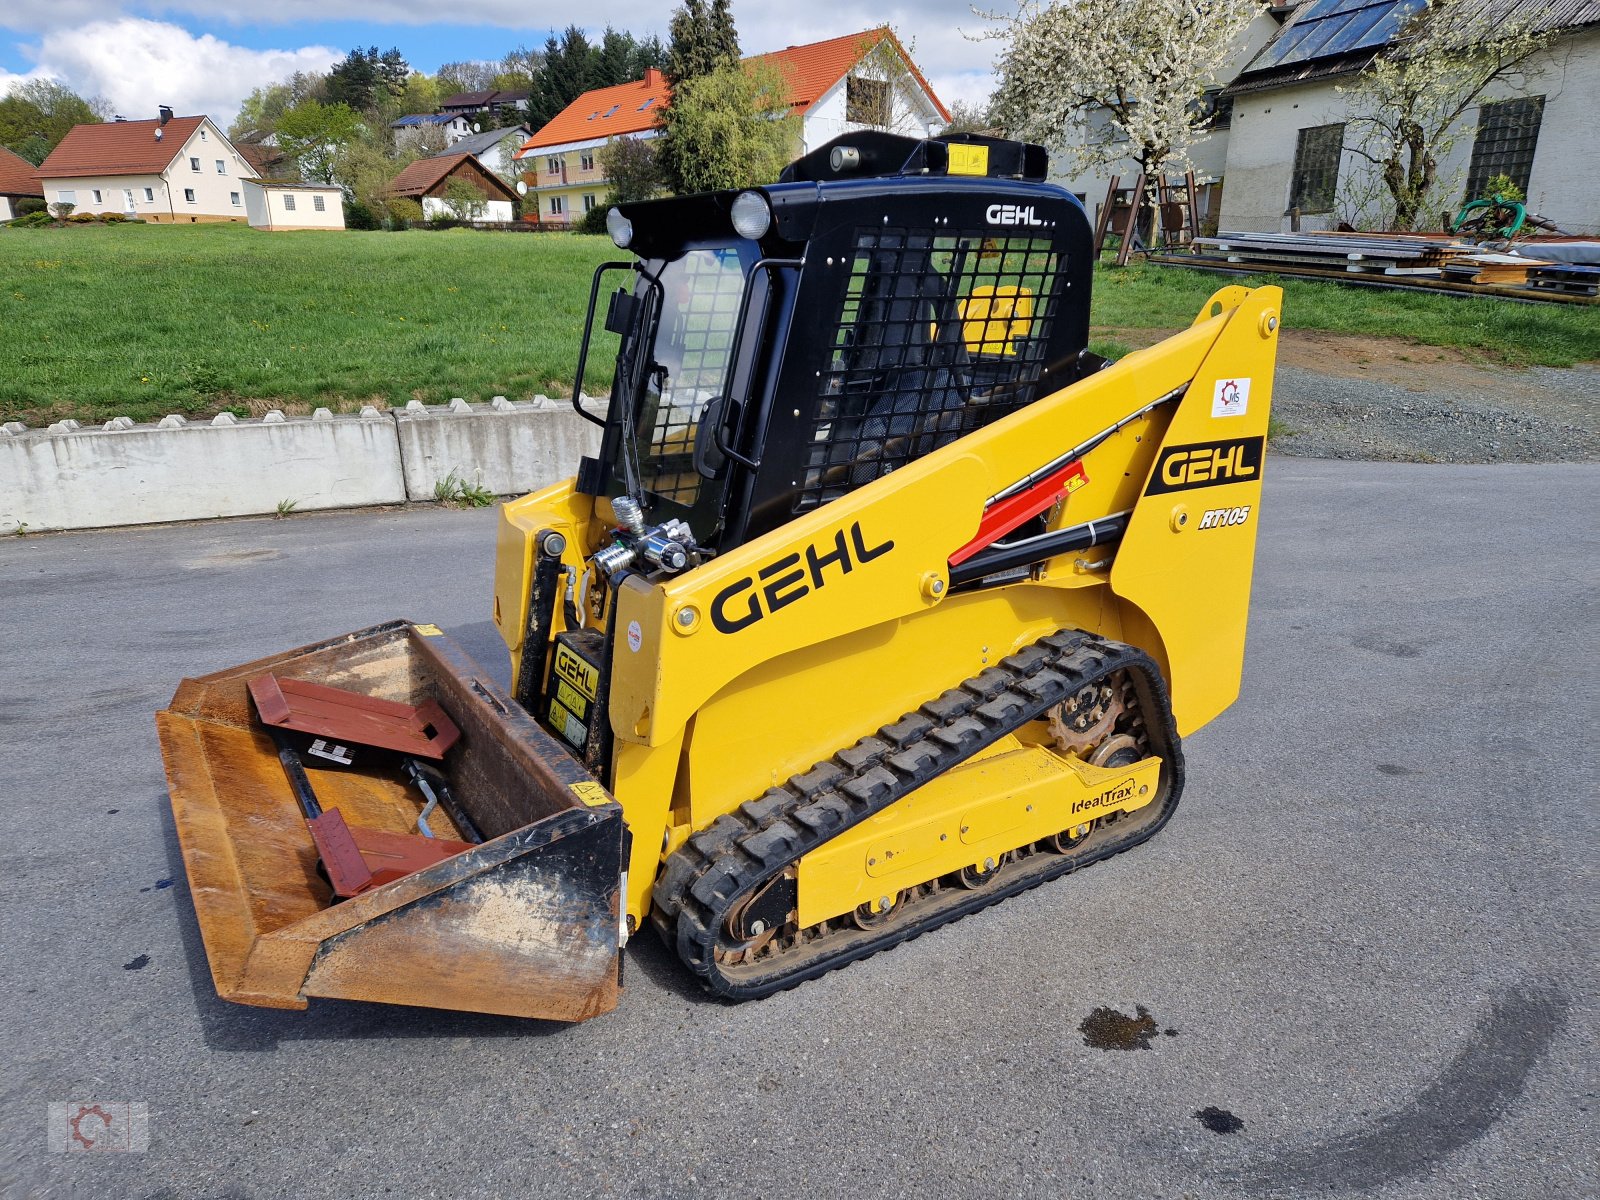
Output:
top-left (156, 621), bottom-right (625, 1022)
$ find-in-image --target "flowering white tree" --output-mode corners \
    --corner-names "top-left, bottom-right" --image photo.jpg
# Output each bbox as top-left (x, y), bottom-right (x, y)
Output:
top-left (987, 0), bottom-right (1262, 178)
top-left (1339, 0), bottom-right (1552, 230)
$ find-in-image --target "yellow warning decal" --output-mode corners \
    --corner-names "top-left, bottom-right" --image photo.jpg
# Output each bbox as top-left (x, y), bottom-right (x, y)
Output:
top-left (554, 677), bottom-right (589, 720)
top-left (948, 143), bottom-right (989, 176)
top-left (413, 623), bottom-right (444, 637)
top-left (569, 781), bottom-right (612, 808)
top-left (1066, 470), bottom-right (1088, 493)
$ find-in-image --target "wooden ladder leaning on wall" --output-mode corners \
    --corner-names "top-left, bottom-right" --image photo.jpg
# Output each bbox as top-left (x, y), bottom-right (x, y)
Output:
top-left (1092, 172), bottom-right (1201, 266)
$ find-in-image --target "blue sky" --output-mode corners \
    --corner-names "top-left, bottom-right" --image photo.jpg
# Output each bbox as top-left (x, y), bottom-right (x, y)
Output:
top-left (0, 2), bottom-right (999, 126)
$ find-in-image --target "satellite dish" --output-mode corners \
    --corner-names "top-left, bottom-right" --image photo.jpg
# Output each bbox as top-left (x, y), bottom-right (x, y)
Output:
top-left (154, 128), bottom-right (164, 141)
top-left (516, 180), bottom-right (528, 195)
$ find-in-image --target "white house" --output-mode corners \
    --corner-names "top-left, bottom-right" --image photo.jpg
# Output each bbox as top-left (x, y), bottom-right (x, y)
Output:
top-left (513, 28), bottom-right (951, 226)
top-left (431, 124), bottom-right (532, 178)
top-left (390, 112), bottom-right (475, 151)
top-left (1046, 0), bottom-right (1600, 239)
top-left (389, 151), bottom-right (521, 224)
top-left (36, 109), bottom-right (256, 223)
top-left (1217, 0), bottom-right (1600, 235)
top-left (242, 180), bottom-right (346, 231)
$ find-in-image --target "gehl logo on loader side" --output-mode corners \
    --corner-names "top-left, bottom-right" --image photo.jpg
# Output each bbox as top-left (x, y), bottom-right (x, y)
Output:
top-left (1144, 436), bottom-right (1265, 496)
top-left (986, 203), bottom-right (1045, 227)
top-left (712, 521), bottom-right (894, 634)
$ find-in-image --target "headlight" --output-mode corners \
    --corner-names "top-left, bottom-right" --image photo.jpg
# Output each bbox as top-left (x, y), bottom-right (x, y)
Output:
top-left (606, 207), bottom-right (633, 248)
top-left (730, 190), bottom-right (771, 240)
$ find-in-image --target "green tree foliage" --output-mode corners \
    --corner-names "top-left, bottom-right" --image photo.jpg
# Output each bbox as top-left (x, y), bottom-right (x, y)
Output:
top-left (230, 71), bottom-right (327, 139)
top-left (275, 100), bottom-right (361, 184)
top-left (599, 136), bottom-right (660, 205)
top-left (661, 61), bottom-right (794, 194)
top-left (436, 60), bottom-right (499, 95)
top-left (440, 176), bottom-right (487, 222)
top-left (326, 47), bottom-right (409, 113)
top-left (0, 81), bottom-right (110, 162)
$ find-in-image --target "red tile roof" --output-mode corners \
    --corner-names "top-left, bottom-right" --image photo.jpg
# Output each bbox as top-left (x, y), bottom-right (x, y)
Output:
top-left (517, 28), bottom-right (949, 156)
top-left (389, 152), bottom-right (519, 201)
top-left (37, 115), bottom-right (206, 178)
top-left (0, 144), bottom-right (44, 197)
top-left (752, 28), bottom-right (950, 123)
top-left (518, 69), bottom-right (669, 154)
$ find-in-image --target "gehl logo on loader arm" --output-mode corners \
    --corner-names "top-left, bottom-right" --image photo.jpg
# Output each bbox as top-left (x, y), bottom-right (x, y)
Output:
top-left (712, 521), bottom-right (894, 634)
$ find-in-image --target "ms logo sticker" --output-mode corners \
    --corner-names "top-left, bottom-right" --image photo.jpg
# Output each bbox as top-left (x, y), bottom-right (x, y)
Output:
top-left (1212, 377), bottom-right (1250, 418)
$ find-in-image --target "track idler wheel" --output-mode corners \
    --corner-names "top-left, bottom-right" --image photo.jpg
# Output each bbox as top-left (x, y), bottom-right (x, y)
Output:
top-left (851, 889), bottom-right (910, 931)
top-left (957, 853), bottom-right (1005, 890)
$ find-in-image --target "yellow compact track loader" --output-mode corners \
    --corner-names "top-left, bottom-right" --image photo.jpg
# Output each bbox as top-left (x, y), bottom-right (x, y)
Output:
top-left (158, 133), bottom-right (1281, 1021)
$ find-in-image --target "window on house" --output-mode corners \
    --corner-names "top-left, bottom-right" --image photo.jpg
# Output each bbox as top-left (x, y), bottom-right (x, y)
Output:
top-left (58, 189), bottom-right (76, 203)
top-left (284, 194), bottom-right (297, 211)
top-left (547, 156), bottom-right (561, 173)
top-left (582, 193), bottom-right (596, 211)
top-left (580, 152), bottom-right (595, 170)
top-left (230, 191), bottom-right (240, 206)
top-left (216, 159), bottom-right (226, 174)
top-left (845, 75), bottom-right (891, 126)
top-left (549, 195), bottom-right (565, 215)
top-left (190, 157), bottom-right (200, 172)
top-left (1289, 123), bottom-right (1344, 214)
top-left (313, 195), bottom-right (326, 212)
top-left (183, 188), bottom-right (196, 203)
top-left (92, 189), bottom-right (103, 203)
top-left (638, 96), bottom-right (656, 111)
top-left (200, 129), bottom-right (207, 140)
top-left (602, 104), bottom-right (619, 118)
top-left (143, 187), bottom-right (154, 202)
top-left (1465, 96), bottom-right (1545, 199)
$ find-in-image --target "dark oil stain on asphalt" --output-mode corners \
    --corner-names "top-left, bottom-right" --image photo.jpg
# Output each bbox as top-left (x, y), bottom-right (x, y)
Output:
top-left (1080, 1005), bottom-right (1162, 1050)
top-left (1353, 634), bottom-right (1422, 658)
top-left (1376, 763), bottom-right (1418, 776)
top-left (124, 954), bottom-right (150, 971)
top-left (1228, 985), bottom-right (1569, 1193)
top-left (1196, 1107), bottom-right (1245, 1134)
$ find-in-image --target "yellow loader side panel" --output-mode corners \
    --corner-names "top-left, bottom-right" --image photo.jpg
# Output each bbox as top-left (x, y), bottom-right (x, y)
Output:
top-left (1112, 286), bottom-right (1279, 734)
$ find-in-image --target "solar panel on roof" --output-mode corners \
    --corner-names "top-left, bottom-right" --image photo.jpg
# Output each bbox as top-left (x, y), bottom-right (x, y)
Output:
top-left (1243, 0), bottom-right (1424, 73)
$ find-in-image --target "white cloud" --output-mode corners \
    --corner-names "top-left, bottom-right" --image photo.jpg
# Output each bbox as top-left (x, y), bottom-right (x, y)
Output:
top-left (3, 4), bottom-right (1002, 121)
top-left (13, 19), bottom-right (339, 125)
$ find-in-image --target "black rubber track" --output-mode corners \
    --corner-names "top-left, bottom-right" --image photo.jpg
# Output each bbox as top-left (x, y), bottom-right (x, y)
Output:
top-left (651, 629), bottom-right (1185, 1000)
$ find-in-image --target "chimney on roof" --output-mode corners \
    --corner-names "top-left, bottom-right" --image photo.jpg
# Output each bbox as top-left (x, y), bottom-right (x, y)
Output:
top-left (114, 115), bottom-right (127, 122)
top-left (644, 67), bottom-right (663, 88)
top-left (159, 105), bottom-right (173, 126)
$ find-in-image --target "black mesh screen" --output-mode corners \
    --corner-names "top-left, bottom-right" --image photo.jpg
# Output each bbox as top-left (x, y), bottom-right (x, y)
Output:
top-left (796, 227), bottom-right (1063, 511)
top-left (635, 248), bottom-right (747, 506)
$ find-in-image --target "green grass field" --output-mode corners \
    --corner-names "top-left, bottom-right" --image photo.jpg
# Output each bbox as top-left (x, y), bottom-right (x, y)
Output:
top-left (2, 222), bottom-right (1595, 426)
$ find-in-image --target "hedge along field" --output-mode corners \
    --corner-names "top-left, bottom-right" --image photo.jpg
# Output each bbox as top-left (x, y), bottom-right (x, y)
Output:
top-left (2, 221), bottom-right (1596, 426)
top-left (0, 223), bottom-right (620, 426)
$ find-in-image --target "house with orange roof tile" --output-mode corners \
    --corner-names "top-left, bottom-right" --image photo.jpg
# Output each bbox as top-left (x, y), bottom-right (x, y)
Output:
top-left (36, 108), bottom-right (257, 223)
top-left (0, 144), bottom-right (45, 221)
top-left (514, 28), bottom-right (950, 225)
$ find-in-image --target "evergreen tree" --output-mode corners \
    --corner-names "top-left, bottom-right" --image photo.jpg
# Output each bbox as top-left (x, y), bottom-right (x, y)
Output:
top-left (525, 26), bottom-right (599, 129)
top-left (659, 0), bottom-right (745, 192)
top-left (665, 0), bottom-right (740, 87)
top-left (325, 47), bottom-right (408, 112)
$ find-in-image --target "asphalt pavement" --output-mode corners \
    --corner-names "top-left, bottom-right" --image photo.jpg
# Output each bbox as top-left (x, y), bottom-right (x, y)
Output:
top-left (0, 459), bottom-right (1594, 1200)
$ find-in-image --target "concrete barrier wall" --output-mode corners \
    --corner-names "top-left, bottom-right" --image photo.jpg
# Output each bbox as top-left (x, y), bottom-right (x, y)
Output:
top-left (0, 397), bottom-right (607, 534)
top-left (393, 397), bottom-right (604, 502)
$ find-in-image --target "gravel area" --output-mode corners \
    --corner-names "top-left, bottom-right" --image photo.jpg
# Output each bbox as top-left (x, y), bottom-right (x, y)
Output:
top-left (1269, 362), bottom-right (1600, 464)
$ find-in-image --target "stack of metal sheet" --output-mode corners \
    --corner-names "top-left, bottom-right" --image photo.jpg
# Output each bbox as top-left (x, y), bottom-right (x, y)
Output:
top-left (1192, 231), bottom-right (1475, 276)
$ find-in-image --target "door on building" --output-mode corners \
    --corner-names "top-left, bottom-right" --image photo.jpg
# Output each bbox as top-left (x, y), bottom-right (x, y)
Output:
top-left (123, 189), bottom-right (136, 214)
